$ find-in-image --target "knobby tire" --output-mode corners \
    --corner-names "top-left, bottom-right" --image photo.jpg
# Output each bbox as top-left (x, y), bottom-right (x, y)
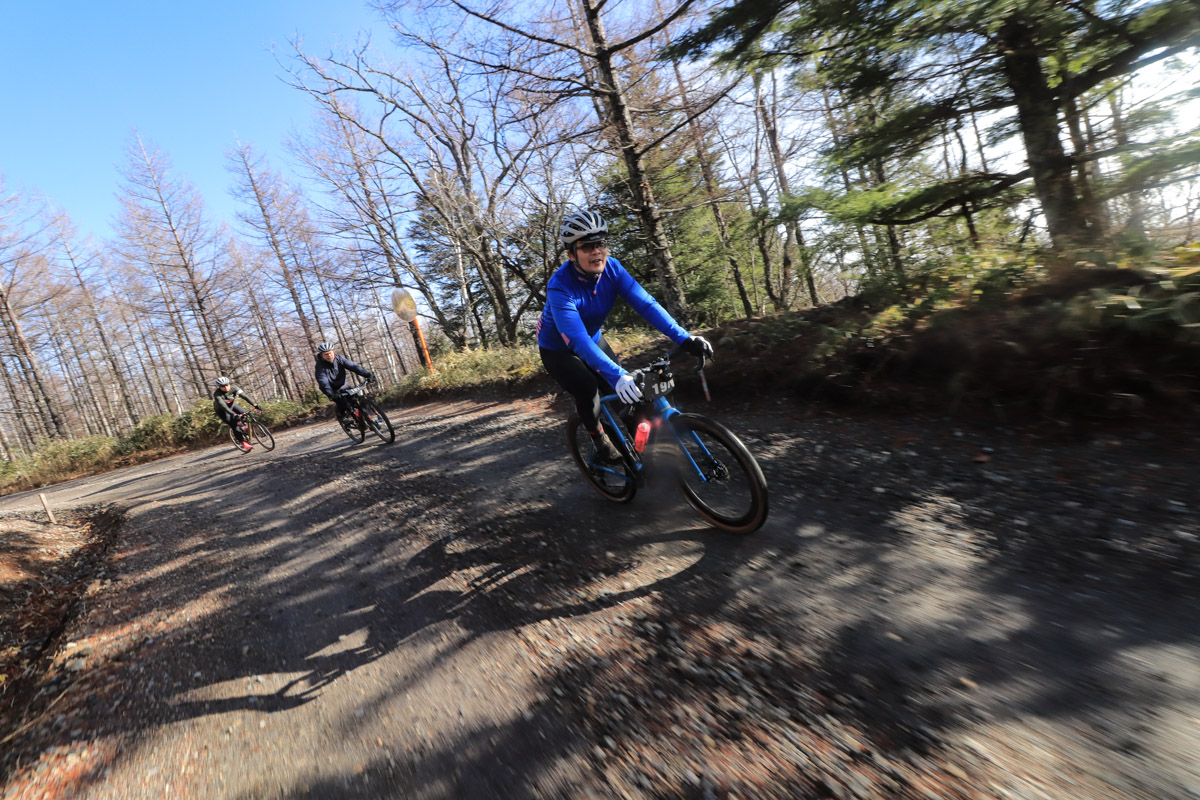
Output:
top-left (251, 420), bottom-right (276, 451)
top-left (567, 413), bottom-right (637, 503)
top-left (340, 403), bottom-right (366, 444)
top-left (228, 424), bottom-right (248, 451)
top-left (363, 400), bottom-right (395, 444)
top-left (669, 412), bottom-right (768, 534)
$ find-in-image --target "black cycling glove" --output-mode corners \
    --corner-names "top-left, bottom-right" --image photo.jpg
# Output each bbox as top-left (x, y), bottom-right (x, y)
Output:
top-left (682, 335), bottom-right (714, 360)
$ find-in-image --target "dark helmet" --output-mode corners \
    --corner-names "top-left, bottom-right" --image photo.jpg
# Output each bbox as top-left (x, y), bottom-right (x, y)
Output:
top-left (316, 342), bottom-right (334, 354)
top-left (560, 210), bottom-right (608, 249)
top-left (215, 376), bottom-right (231, 387)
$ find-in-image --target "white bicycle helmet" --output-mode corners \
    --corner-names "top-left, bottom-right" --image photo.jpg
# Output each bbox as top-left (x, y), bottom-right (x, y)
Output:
top-left (215, 376), bottom-right (231, 387)
top-left (316, 341), bottom-right (334, 353)
top-left (560, 210), bottom-right (608, 249)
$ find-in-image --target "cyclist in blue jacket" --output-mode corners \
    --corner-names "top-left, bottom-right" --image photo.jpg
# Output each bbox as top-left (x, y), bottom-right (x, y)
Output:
top-left (537, 210), bottom-right (712, 463)
top-left (314, 342), bottom-right (374, 423)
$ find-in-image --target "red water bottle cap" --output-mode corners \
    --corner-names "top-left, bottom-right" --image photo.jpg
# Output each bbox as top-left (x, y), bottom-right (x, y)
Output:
top-left (634, 420), bottom-right (651, 453)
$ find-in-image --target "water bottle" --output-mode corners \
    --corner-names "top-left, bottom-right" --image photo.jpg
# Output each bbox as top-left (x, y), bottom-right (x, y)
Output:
top-left (634, 420), bottom-right (651, 453)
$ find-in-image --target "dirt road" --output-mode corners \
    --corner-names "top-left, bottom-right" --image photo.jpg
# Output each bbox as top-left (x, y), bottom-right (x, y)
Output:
top-left (2, 393), bottom-right (1199, 799)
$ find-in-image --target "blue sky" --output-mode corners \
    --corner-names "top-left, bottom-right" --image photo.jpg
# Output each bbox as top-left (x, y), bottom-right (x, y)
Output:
top-left (0, 1), bottom-right (391, 244)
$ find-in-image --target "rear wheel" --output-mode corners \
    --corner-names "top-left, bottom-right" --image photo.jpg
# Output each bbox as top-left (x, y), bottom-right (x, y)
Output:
top-left (567, 414), bottom-right (637, 503)
top-left (251, 420), bottom-right (276, 451)
top-left (669, 413), bottom-right (768, 534)
top-left (363, 400), bottom-right (395, 444)
top-left (228, 424), bottom-right (249, 451)
top-left (339, 405), bottom-right (366, 444)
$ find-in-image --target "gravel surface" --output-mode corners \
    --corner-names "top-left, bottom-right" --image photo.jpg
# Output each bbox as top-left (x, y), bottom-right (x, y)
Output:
top-left (0, 394), bottom-right (1198, 799)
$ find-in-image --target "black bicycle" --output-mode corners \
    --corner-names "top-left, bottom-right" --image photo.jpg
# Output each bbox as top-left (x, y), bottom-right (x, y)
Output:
top-left (337, 379), bottom-right (395, 444)
top-left (228, 409), bottom-right (276, 452)
top-left (566, 349), bottom-right (768, 534)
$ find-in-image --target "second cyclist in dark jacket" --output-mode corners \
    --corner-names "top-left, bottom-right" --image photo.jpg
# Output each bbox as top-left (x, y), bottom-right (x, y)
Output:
top-left (314, 342), bottom-right (373, 420)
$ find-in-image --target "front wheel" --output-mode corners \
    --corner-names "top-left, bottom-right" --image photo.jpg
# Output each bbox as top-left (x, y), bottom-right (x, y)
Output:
top-left (567, 414), bottom-right (637, 503)
top-left (669, 413), bottom-right (768, 534)
top-left (251, 420), bottom-right (276, 451)
top-left (363, 400), bottom-right (395, 444)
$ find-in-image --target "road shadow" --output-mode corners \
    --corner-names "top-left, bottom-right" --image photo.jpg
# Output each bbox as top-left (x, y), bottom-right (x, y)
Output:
top-left (4, 403), bottom-right (1199, 799)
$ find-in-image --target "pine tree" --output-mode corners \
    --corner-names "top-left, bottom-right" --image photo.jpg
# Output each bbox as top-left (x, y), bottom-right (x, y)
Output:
top-left (669, 0), bottom-right (1200, 254)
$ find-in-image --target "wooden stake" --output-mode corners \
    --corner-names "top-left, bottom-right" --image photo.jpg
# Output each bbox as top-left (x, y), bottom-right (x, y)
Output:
top-left (38, 493), bottom-right (56, 524)
top-left (412, 319), bottom-right (434, 373)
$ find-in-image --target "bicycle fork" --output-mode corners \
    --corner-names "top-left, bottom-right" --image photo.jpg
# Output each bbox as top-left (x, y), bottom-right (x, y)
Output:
top-left (656, 405), bottom-right (728, 485)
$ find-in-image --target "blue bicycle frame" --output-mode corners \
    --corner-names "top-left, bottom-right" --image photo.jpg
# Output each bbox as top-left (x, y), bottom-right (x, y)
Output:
top-left (590, 388), bottom-right (719, 489)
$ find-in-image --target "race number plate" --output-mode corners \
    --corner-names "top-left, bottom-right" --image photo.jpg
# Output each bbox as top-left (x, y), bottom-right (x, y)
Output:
top-left (646, 376), bottom-right (674, 400)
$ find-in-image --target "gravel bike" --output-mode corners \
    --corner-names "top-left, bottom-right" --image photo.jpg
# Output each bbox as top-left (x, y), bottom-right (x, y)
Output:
top-left (566, 349), bottom-right (768, 534)
top-left (337, 379), bottom-right (395, 444)
top-left (228, 410), bottom-right (275, 452)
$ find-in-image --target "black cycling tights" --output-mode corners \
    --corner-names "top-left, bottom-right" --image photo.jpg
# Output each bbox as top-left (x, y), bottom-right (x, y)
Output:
top-left (224, 403), bottom-right (248, 428)
top-left (540, 338), bottom-right (618, 434)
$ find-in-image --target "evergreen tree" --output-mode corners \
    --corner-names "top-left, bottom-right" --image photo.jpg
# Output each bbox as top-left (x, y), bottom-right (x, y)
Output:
top-left (669, 0), bottom-right (1200, 254)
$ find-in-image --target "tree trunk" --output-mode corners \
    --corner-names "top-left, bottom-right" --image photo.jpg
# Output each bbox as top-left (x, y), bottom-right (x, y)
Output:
top-left (1061, 76), bottom-right (1110, 245)
top-left (1108, 91), bottom-right (1150, 249)
top-left (452, 240), bottom-right (480, 347)
top-left (244, 271), bottom-right (298, 400)
top-left (578, 0), bottom-right (691, 324)
top-left (757, 71), bottom-right (811, 308)
top-left (865, 158), bottom-right (907, 284)
top-left (151, 267), bottom-right (207, 396)
top-left (59, 236), bottom-right (140, 426)
top-left (136, 136), bottom-right (229, 377)
top-left (0, 363), bottom-right (39, 451)
top-left (711, 126), bottom-right (766, 311)
top-left (229, 145), bottom-right (320, 349)
top-left (473, 243), bottom-right (515, 346)
top-left (311, 257), bottom-right (351, 351)
top-left (820, 87), bottom-right (880, 275)
top-left (949, 125), bottom-right (982, 248)
top-left (670, 60), bottom-right (754, 318)
top-left (0, 410), bottom-right (14, 458)
top-left (383, 315), bottom-right (410, 377)
top-left (123, 306), bottom-right (173, 415)
top-left (750, 172), bottom-right (785, 312)
top-left (998, 18), bottom-right (1095, 252)
top-left (0, 286), bottom-right (66, 438)
top-left (54, 317), bottom-right (113, 437)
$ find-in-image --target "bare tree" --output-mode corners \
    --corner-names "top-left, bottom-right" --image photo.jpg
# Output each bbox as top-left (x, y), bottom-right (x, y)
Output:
top-left (223, 238), bottom-right (303, 399)
top-left (663, 52), bottom-right (754, 317)
top-left (227, 142), bottom-right (324, 351)
top-left (755, 71), bottom-right (819, 307)
top-left (0, 183), bottom-right (68, 441)
top-left (49, 214), bottom-right (141, 426)
top-left (381, 0), bottom-right (741, 324)
top-left (290, 37), bottom-right (564, 346)
top-left (113, 132), bottom-right (232, 393)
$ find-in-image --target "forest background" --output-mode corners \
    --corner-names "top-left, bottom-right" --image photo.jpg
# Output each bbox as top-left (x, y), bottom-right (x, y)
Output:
top-left (0, 0), bottom-right (1198, 490)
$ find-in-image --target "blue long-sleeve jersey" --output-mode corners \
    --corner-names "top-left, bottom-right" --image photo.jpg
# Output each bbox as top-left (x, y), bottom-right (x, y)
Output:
top-left (536, 257), bottom-right (689, 386)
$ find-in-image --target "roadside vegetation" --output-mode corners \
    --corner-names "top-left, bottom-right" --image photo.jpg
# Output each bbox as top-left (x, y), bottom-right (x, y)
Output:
top-left (0, 1), bottom-right (1195, 505)
top-left (4, 244), bottom-right (1198, 496)
top-left (702, 244), bottom-right (1200, 418)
